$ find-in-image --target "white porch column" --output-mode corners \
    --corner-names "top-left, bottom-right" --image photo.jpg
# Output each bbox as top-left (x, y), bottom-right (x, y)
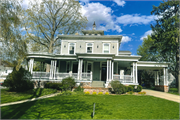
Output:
top-left (166, 68), bottom-right (168, 85)
top-left (112, 61), bottom-right (114, 80)
top-left (135, 62), bottom-right (138, 83)
top-left (54, 60), bottom-right (57, 79)
top-left (78, 59), bottom-right (81, 80)
top-left (109, 60), bottom-right (112, 81)
top-left (133, 62), bottom-right (135, 83)
top-left (30, 58), bottom-right (34, 74)
top-left (157, 71), bottom-right (159, 85)
top-left (163, 67), bottom-right (166, 85)
top-left (80, 59), bottom-right (83, 80)
top-left (49, 60), bottom-right (54, 79)
top-left (107, 60), bottom-right (109, 81)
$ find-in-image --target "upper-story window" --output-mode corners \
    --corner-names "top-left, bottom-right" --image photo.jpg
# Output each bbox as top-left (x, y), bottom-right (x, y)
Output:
top-left (69, 43), bottom-right (75, 54)
top-left (103, 43), bottom-right (110, 53)
top-left (86, 43), bottom-right (93, 53)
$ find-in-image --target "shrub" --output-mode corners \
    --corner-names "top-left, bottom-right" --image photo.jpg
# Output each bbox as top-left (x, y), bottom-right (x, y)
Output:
top-left (111, 81), bottom-right (126, 94)
top-left (62, 77), bottom-right (75, 91)
top-left (74, 85), bottom-right (84, 92)
top-left (44, 82), bottom-right (63, 90)
top-left (3, 67), bottom-right (34, 92)
top-left (124, 86), bottom-right (128, 92)
top-left (92, 92), bottom-right (97, 95)
top-left (128, 91), bottom-right (134, 95)
top-left (137, 85), bottom-right (143, 92)
top-left (98, 92), bottom-right (103, 95)
top-left (105, 92), bottom-right (109, 95)
top-left (128, 86), bottom-right (134, 92)
top-left (61, 90), bottom-right (72, 96)
top-left (85, 91), bottom-right (90, 95)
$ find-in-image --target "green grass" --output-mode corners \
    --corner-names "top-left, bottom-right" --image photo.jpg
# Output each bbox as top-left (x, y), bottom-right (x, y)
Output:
top-left (1, 94), bottom-right (179, 119)
top-left (1, 88), bottom-right (58, 104)
top-left (168, 88), bottom-right (179, 95)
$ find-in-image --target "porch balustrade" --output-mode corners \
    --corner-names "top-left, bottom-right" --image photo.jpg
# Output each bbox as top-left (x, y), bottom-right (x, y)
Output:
top-left (159, 75), bottom-right (169, 85)
top-left (31, 72), bottom-right (92, 81)
top-left (113, 75), bottom-right (133, 83)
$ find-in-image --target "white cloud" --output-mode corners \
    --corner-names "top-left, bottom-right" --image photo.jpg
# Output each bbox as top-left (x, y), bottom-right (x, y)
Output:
top-left (122, 36), bottom-right (131, 43)
top-left (140, 30), bottom-right (152, 40)
top-left (116, 14), bottom-right (157, 25)
top-left (113, 0), bottom-right (125, 7)
top-left (81, 2), bottom-right (122, 33)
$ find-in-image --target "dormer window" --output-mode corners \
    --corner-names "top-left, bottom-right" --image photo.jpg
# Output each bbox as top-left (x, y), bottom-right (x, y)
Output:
top-left (103, 43), bottom-right (110, 53)
top-left (86, 43), bottom-right (93, 53)
top-left (69, 43), bottom-right (75, 54)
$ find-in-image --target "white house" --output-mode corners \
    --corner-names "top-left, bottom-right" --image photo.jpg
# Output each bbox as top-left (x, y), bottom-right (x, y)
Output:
top-left (26, 22), bottom-right (170, 92)
top-left (0, 60), bottom-right (13, 82)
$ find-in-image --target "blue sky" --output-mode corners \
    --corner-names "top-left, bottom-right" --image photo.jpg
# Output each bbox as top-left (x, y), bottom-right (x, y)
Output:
top-left (78, 0), bottom-right (162, 55)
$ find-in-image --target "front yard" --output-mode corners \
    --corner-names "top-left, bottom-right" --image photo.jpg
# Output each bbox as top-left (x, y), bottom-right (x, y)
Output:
top-left (1, 88), bottom-right (58, 104)
top-left (1, 94), bottom-right (179, 119)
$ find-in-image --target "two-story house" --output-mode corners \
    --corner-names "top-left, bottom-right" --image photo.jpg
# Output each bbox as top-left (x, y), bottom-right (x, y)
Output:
top-left (27, 22), bottom-right (170, 92)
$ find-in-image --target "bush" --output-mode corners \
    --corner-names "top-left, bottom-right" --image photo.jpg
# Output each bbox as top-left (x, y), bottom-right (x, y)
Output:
top-left (111, 81), bottom-right (126, 94)
top-left (138, 91), bottom-right (146, 95)
top-left (98, 92), bottom-right (103, 95)
top-left (44, 82), bottom-right (63, 90)
top-left (74, 85), bottom-right (84, 92)
top-left (3, 67), bottom-right (34, 92)
top-left (62, 77), bottom-right (75, 91)
top-left (127, 91), bottom-right (134, 95)
top-left (128, 86), bottom-right (133, 92)
top-left (124, 86), bottom-right (128, 92)
top-left (61, 90), bottom-right (73, 96)
top-left (129, 85), bottom-right (142, 92)
top-left (92, 92), bottom-right (97, 95)
top-left (105, 92), bottom-right (109, 95)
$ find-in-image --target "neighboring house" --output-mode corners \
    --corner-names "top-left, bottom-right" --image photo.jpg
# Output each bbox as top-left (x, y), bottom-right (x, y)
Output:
top-left (0, 60), bottom-right (13, 82)
top-left (27, 22), bottom-right (170, 92)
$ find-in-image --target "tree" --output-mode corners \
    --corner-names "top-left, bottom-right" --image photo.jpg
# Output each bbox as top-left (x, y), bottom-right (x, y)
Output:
top-left (24, 0), bottom-right (88, 72)
top-left (0, 0), bottom-right (27, 70)
top-left (150, 0), bottom-right (179, 89)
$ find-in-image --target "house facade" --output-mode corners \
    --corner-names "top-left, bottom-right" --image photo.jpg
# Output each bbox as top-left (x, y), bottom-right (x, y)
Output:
top-left (27, 23), bottom-right (169, 92)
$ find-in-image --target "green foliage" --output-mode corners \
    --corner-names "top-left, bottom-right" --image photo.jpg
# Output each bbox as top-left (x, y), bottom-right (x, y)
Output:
top-left (61, 90), bottom-right (73, 96)
top-left (129, 85), bottom-right (142, 92)
top-left (127, 86), bottom-right (133, 92)
top-left (44, 82), bottom-right (63, 90)
top-left (62, 77), bottom-right (75, 91)
top-left (3, 67), bottom-right (34, 92)
top-left (111, 81), bottom-right (126, 94)
top-left (74, 85), bottom-right (84, 92)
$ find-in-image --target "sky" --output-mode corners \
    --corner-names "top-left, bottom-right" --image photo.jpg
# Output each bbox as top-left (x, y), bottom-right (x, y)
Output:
top-left (77, 0), bottom-right (162, 55)
top-left (20, 0), bottom-right (163, 55)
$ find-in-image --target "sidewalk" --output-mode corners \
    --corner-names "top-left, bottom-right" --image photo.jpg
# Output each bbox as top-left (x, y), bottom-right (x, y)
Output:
top-left (0, 92), bottom-right (60, 107)
top-left (142, 89), bottom-right (180, 103)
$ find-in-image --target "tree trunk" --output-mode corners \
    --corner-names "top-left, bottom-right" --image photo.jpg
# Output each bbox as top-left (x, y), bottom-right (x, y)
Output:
top-left (46, 42), bottom-right (53, 72)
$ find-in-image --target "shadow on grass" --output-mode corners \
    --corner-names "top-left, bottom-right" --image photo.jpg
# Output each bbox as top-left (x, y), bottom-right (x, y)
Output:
top-left (29, 88), bottom-right (43, 99)
top-left (1, 95), bottom-right (104, 119)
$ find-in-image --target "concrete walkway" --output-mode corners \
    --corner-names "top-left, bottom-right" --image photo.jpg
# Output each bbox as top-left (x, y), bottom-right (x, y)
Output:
top-left (142, 89), bottom-right (180, 103)
top-left (0, 92), bottom-right (60, 107)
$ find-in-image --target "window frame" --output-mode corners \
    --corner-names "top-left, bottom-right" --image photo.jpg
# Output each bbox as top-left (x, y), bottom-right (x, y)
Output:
top-left (103, 43), bottom-right (110, 53)
top-left (86, 43), bottom-right (93, 53)
top-left (68, 43), bottom-right (76, 55)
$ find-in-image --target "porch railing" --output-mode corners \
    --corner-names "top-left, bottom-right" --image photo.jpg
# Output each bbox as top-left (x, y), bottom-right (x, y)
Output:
top-left (81, 72), bottom-right (92, 81)
top-left (113, 75), bottom-right (133, 83)
top-left (32, 72), bottom-right (50, 79)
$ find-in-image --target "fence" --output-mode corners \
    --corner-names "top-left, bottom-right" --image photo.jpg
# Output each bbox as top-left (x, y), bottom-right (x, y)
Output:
top-left (113, 75), bottom-right (133, 83)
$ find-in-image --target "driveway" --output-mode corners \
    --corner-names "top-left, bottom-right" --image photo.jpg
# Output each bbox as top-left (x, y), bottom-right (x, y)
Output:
top-left (142, 89), bottom-right (180, 103)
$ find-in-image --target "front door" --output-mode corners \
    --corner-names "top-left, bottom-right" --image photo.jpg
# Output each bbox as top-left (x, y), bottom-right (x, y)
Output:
top-left (101, 67), bottom-right (107, 81)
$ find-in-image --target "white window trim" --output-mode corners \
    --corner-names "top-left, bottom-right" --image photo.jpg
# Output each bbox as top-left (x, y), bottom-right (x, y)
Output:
top-left (103, 43), bottom-right (110, 53)
top-left (68, 43), bottom-right (76, 55)
top-left (86, 43), bottom-right (93, 53)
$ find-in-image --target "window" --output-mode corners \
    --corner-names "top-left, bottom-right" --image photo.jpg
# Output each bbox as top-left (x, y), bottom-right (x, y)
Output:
top-left (103, 43), bottom-right (109, 53)
top-left (86, 43), bottom-right (93, 53)
top-left (69, 43), bottom-right (75, 54)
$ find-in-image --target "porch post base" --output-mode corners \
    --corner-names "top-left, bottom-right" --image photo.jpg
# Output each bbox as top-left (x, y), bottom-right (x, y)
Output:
top-left (155, 85), bottom-right (169, 92)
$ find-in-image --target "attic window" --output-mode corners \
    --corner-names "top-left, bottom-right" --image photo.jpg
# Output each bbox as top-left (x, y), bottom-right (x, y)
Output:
top-left (69, 43), bottom-right (75, 54)
top-left (87, 43), bottom-right (93, 53)
top-left (103, 43), bottom-right (109, 53)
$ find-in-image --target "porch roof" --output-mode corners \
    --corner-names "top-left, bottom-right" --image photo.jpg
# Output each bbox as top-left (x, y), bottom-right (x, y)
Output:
top-left (76, 53), bottom-right (115, 59)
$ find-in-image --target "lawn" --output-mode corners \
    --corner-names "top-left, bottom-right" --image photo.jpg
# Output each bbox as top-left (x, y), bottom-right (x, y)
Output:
top-left (1, 94), bottom-right (179, 119)
top-left (168, 88), bottom-right (179, 95)
top-left (1, 88), bottom-right (58, 104)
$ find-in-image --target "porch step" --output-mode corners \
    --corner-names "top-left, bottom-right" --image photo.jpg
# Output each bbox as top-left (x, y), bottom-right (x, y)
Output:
top-left (91, 81), bottom-right (105, 87)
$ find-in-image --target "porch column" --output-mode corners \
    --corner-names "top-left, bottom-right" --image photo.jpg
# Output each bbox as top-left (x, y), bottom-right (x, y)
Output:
top-left (154, 72), bottom-right (157, 85)
top-left (107, 60), bottom-right (109, 81)
top-left (166, 68), bottom-right (168, 85)
top-left (135, 62), bottom-right (138, 83)
top-left (116, 62), bottom-right (118, 74)
top-left (112, 60), bottom-right (114, 80)
top-left (78, 59), bottom-right (80, 80)
top-left (109, 60), bottom-right (112, 81)
top-left (157, 71), bottom-right (159, 85)
top-left (49, 60), bottom-right (54, 79)
top-left (80, 59), bottom-right (83, 80)
top-left (133, 62), bottom-right (135, 83)
top-left (163, 67), bottom-right (166, 85)
top-left (54, 60), bottom-right (57, 79)
top-left (29, 58), bottom-right (34, 74)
